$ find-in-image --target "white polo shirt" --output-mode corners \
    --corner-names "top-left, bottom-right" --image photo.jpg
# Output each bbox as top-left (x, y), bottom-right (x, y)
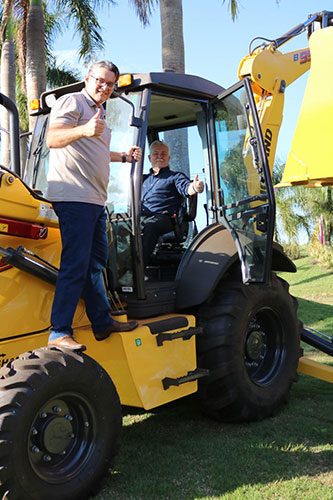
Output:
top-left (46, 88), bottom-right (111, 206)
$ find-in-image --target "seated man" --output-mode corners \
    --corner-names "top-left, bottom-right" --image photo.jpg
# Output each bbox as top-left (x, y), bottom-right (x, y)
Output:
top-left (141, 140), bottom-right (204, 267)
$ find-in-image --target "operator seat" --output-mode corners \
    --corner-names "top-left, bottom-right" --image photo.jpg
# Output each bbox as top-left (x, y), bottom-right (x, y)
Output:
top-left (153, 193), bottom-right (198, 259)
top-left (162, 193), bottom-right (198, 244)
top-left (145, 194), bottom-right (198, 280)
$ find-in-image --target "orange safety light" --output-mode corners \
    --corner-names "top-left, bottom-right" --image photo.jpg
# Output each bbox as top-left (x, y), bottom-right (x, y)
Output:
top-left (29, 99), bottom-right (40, 111)
top-left (0, 257), bottom-right (12, 272)
top-left (118, 74), bottom-right (133, 87)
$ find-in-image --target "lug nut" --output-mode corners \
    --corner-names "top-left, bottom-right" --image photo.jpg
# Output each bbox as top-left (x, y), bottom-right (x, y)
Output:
top-left (53, 406), bottom-right (62, 413)
top-left (43, 455), bottom-right (52, 462)
top-left (31, 445), bottom-right (40, 453)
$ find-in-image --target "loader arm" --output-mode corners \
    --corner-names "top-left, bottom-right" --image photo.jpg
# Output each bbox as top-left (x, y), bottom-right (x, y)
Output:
top-left (238, 13), bottom-right (333, 384)
top-left (238, 11), bottom-right (333, 184)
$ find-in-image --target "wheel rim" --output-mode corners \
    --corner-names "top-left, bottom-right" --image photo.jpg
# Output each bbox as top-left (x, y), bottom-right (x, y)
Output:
top-left (28, 392), bottom-right (97, 483)
top-left (244, 308), bottom-right (285, 386)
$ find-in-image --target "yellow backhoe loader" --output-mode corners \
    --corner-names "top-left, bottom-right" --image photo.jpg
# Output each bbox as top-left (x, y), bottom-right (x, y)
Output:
top-left (0, 10), bottom-right (332, 500)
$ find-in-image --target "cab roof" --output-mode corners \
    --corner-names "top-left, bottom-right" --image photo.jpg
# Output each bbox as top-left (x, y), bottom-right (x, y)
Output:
top-left (38, 72), bottom-right (224, 114)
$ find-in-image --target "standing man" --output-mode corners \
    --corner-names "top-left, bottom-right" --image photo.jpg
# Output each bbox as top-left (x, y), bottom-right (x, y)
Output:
top-left (47, 60), bottom-right (141, 350)
top-left (141, 140), bottom-right (204, 267)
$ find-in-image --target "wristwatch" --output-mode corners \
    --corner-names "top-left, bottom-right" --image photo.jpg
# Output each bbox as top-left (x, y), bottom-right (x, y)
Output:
top-left (121, 152), bottom-right (127, 163)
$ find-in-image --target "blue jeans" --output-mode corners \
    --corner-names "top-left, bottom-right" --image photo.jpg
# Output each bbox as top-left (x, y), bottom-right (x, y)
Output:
top-left (49, 202), bottom-right (114, 340)
top-left (141, 213), bottom-right (174, 267)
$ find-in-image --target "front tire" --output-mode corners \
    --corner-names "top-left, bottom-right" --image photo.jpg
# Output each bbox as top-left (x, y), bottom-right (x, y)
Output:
top-left (0, 348), bottom-right (122, 500)
top-left (197, 274), bottom-right (302, 422)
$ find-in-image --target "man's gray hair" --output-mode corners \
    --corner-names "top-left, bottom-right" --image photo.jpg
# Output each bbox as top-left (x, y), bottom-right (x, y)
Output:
top-left (88, 60), bottom-right (120, 80)
top-left (149, 140), bottom-right (170, 155)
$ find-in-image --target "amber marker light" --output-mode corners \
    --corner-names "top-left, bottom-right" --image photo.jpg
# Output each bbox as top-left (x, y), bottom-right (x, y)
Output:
top-left (29, 99), bottom-right (40, 111)
top-left (118, 74), bottom-right (133, 87)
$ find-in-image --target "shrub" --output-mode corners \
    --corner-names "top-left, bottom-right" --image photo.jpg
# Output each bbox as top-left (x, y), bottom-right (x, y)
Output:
top-left (283, 242), bottom-right (302, 260)
top-left (308, 226), bottom-right (333, 268)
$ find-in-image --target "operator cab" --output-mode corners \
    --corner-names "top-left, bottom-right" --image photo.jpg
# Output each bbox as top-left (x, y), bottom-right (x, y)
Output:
top-left (24, 72), bottom-right (274, 318)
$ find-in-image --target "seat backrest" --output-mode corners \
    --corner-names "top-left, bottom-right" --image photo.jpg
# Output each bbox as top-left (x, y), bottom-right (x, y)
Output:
top-left (168, 193), bottom-right (198, 242)
top-left (182, 193), bottom-right (197, 222)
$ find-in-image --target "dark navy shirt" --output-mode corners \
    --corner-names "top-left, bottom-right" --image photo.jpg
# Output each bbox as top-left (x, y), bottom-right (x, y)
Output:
top-left (141, 166), bottom-right (191, 215)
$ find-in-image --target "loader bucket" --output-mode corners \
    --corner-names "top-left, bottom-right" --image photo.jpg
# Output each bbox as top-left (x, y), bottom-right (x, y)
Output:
top-left (277, 27), bottom-right (333, 188)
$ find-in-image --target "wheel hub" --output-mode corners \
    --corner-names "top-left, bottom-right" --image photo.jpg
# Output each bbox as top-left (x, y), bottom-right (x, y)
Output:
top-left (28, 394), bottom-right (96, 483)
top-left (41, 416), bottom-right (73, 454)
top-left (245, 328), bottom-right (266, 362)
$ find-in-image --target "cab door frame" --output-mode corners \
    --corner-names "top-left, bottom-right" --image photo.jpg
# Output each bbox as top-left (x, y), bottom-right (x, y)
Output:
top-left (207, 77), bottom-right (276, 284)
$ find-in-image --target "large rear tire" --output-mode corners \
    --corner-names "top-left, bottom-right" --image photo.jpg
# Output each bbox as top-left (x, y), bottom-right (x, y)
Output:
top-left (0, 347), bottom-right (122, 500)
top-left (197, 274), bottom-right (302, 422)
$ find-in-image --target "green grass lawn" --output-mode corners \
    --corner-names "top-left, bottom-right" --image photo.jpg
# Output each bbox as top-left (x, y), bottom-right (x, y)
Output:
top-left (279, 256), bottom-right (333, 352)
top-left (94, 257), bottom-right (333, 500)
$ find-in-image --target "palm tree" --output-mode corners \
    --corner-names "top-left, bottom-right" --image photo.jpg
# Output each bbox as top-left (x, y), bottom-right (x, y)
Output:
top-left (1, 2), bottom-right (16, 167)
top-left (0, 0), bottom-right (115, 170)
top-left (159, 0), bottom-right (188, 174)
top-left (296, 186), bottom-right (333, 245)
top-left (25, 0), bottom-right (46, 130)
top-left (25, 0), bottom-right (115, 129)
top-left (129, 0), bottom-right (239, 176)
top-left (273, 160), bottom-right (333, 246)
top-left (3, 0), bottom-right (116, 118)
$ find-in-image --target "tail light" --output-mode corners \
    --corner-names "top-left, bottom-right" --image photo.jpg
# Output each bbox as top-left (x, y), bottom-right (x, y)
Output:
top-left (0, 257), bottom-right (12, 272)
top-left (0, 217), bottom-right (48, 239)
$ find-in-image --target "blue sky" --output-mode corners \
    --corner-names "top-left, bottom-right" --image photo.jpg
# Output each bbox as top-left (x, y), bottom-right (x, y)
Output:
top-left (54, 0), bottom-right (327, 162)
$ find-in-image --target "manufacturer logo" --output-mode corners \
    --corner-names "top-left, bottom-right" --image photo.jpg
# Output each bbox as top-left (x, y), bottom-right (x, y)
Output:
top-left (293, 49), bottom-right (311, 64)
top-left (264, 129), bottom-right (273, 158)
top-left (0, 353), bottom-right (15, 367)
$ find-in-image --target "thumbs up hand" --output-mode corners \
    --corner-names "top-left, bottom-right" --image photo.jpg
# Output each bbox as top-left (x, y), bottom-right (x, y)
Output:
top-left (192, 173), bottom-right (204, 194)
top-left (84, 107), bottom-right (105, 137)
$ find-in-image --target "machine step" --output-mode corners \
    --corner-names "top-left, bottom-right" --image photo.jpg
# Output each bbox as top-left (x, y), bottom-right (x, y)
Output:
top-left (156, 326), bottom-right (203, 346)
top-left (162, 368), bottom-right (209, 390)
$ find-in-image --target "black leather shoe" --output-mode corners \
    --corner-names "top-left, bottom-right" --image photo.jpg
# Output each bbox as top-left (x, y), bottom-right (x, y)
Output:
top-left (94, 320), bottom-right (139, 341)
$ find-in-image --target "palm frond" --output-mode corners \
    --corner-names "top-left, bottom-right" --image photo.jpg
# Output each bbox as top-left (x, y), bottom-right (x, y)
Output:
top-left (220, 0), bottom-right (239, 21)
top-left (47, 65), bottom-right (80, 88)
top-left (55, 0), bottom-right (107, 63)
top-left (1, 0), bottom-right (12, 43)
top-left (128, 0), bottom-right (158, 26)
top-left (44, 6), bottom-right (63, 70)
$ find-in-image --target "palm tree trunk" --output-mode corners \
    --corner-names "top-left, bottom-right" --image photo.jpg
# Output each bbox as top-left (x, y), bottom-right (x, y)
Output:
top-left (159, 0), bottom-right (189, 177)
top-left (20, 131), bottom-right (28, 176)
top-left (26, 0), bottom-right (46, 132)
top-left (1, 11), bottom-right (16, 168)
top-left (160, 0), bottom-right (184, 72)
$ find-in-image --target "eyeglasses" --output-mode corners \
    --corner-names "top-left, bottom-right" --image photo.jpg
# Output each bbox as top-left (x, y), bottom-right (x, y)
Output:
top-left (89, 74), bottom-right (116, 90)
